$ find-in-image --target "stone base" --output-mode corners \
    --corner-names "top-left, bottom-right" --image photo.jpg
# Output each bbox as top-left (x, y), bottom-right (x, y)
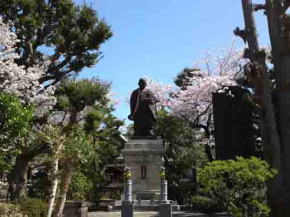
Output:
top-left (121, 201), bottom-right (133, 217)
top-left (114, 200), bottom-right (180, 212)
top-left (136, 190), bottom-right (159, 200)
top-left (122, 139), bottom-right (164, 199)
top-left (159, 203), bottom-right (172, 217)
top-left (63, 201), bottom-right (88, 217)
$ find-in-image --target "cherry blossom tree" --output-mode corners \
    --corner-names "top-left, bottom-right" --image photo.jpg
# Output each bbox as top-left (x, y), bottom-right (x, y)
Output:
top-left (1, 17), bottom-right (57, 200)
top-left (0, 17), bottom-right (55, 107)
top-left (147, 44), bottom-right (245, 160)
top-left (148, 44), bottom-right (243, 127)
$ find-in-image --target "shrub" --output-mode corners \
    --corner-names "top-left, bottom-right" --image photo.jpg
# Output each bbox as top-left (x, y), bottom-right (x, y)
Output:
top-left (67, 171), bottom-right (94, 200)
top-left (16, 197), bottom-right (47, 217)
top-left (190, 195), bottom-right (223, 213)
top-left (197, 157), bottom-right (277, 217)
top-left (0, 203), bottom-right (24, 217)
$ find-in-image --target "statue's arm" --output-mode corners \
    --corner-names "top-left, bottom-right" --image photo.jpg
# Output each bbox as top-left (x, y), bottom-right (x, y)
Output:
top-left (130, 91), bottom-right (135, 113)
top-left (129, 90), bottom-right (138, 120)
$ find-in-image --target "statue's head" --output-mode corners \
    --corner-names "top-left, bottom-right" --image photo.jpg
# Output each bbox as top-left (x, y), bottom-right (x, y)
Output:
top-left (138, 78), bottom-right (147, 90)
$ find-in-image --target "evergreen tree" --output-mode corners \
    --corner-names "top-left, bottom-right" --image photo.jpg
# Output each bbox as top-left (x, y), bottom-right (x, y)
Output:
top-left (156, 110), bottom-right (208, 204)
top-left (174, 67), bottom-right (202, 90)
top-left (0, 0), bottom-right (112, 86)
top-left (47, 79), bottom-right (123, 216)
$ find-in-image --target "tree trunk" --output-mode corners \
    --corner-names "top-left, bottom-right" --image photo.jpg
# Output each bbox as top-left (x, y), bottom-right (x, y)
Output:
top-left (264, 1), bottom-right (290, 216)
top-left (52, 159), bottom-right (74, 217)
top-left (8, 155), bottom-right (30, 200)
top-left (47, 137), bottom-right (64, 217)
top-left (239, 1), bottom-right (283, 216)
top-left (240, 0), bottom-right (281, 171)
top-left (7, 149), bottom-right (42, 201)
top-left (47, 157), bottom-right (60, 217)
top-left (8, 144), bottom-right (47, 201)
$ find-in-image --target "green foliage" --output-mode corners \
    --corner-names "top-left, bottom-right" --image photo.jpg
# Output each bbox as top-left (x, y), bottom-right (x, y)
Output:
top-left (0, 155), bottom-right (12, 173)
top-left (66, 113), bottom-right (123, 202)
top-left (190, 195), bottom-right (222, 213)
top-left (55, 79), bottom-right (110, 113)
top-left (174, 67), bottom-right (202, 89)
top-left (50, 79), bottom-right (123, 203)
top-left (52, 78), bottom-right (122, 172)
top-left (62, 127), bottom-right (94, 164)
top-left (0, 0), bottom-right (112, 83)
top-left (68, 132), bottom-right (122, 202)
top-left (0, 203), bottom-right (23, 217)
top-left (0, 92), bottom-right (33, 145)
top-left (16, 197), bottom-right (47, 217)
top-left (0, 92), bottom-right (34, 173)
top-left (67, 166), bottom-right (109, 203)
top-left (156, 110), bottom-right (208, 203)
top-left (197, 157), bottom-right (277, 216)
top-left (67, 171), bottom-right (94, 200)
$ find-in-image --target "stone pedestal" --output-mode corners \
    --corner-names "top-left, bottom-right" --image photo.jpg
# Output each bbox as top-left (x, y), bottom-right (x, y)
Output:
top-left (159, 202), bottom-right (172, 217)
top-left (122, 139), bottom-right (164, 200)
top-left (121, 201), bottom-right (133, 217)
top-left (63, 201), bottom-right (88, 217)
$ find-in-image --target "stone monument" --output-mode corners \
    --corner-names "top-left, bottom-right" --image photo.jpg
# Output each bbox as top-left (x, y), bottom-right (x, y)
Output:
top-left (125, 78), bottom-right (163, 200)
top-left (116, 78), bottom-right (179, 212)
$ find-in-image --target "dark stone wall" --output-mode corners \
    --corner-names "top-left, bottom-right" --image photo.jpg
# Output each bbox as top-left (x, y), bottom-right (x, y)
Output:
top-left (213, 86), bottom-right (256, 160)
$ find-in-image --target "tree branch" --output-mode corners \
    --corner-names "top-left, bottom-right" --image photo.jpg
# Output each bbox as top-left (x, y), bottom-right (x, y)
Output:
top-left (253, 4), bottom-right (266, 11)
top-left (234, 27), bottom-right (248, 44)
top-left (48, 55), bottom-right (73, 75)
top-left (282, 0), bottom-right (290, 13)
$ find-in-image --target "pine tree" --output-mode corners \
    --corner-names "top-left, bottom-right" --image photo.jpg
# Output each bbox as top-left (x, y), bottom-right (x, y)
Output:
top-left (0, 0), bottom-right (112, 86)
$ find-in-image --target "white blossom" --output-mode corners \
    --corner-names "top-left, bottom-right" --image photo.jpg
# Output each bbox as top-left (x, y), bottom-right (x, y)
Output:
top-left (0, 17), bottom-right (56, 109)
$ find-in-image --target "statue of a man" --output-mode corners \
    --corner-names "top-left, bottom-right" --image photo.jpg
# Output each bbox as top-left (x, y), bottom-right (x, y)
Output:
top-left (128, 78), bottom-right (157, 137)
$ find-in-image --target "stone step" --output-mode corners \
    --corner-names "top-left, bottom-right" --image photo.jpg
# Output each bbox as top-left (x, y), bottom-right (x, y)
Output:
top-left (88, 211), bottom-right (232, 217)
top-left (114, 200), bottom-right (178, 206)
top-left (88, 211), bottom-right (157, 217)
top-left (113, 200), bottom-right (180, 211)
top-left (113, 204), bottom-right (180, 212)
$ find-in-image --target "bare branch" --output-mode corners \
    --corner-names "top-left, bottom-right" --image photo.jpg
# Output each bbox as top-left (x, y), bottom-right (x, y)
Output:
top-left (193, 103), bottom-right (213, 127)
top-left (234, 27), bottom-right (248, 44)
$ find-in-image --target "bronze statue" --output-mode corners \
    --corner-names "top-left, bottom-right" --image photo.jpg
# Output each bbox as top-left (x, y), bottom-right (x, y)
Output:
top-left (128, 78), bottom-right (157, 137)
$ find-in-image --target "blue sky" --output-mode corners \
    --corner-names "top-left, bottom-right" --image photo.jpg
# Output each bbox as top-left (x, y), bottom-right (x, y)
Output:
top-left (75, 0), bottom-right (270, 123)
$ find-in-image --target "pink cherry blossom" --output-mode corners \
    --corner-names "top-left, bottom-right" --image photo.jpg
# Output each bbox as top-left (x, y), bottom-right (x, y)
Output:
top-left (147, 44), bottom-right (243, 127)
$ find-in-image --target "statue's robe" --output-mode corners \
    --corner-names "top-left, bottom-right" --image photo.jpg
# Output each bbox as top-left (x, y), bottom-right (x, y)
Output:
top-left (130, 88), bottom-right (157, 136)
